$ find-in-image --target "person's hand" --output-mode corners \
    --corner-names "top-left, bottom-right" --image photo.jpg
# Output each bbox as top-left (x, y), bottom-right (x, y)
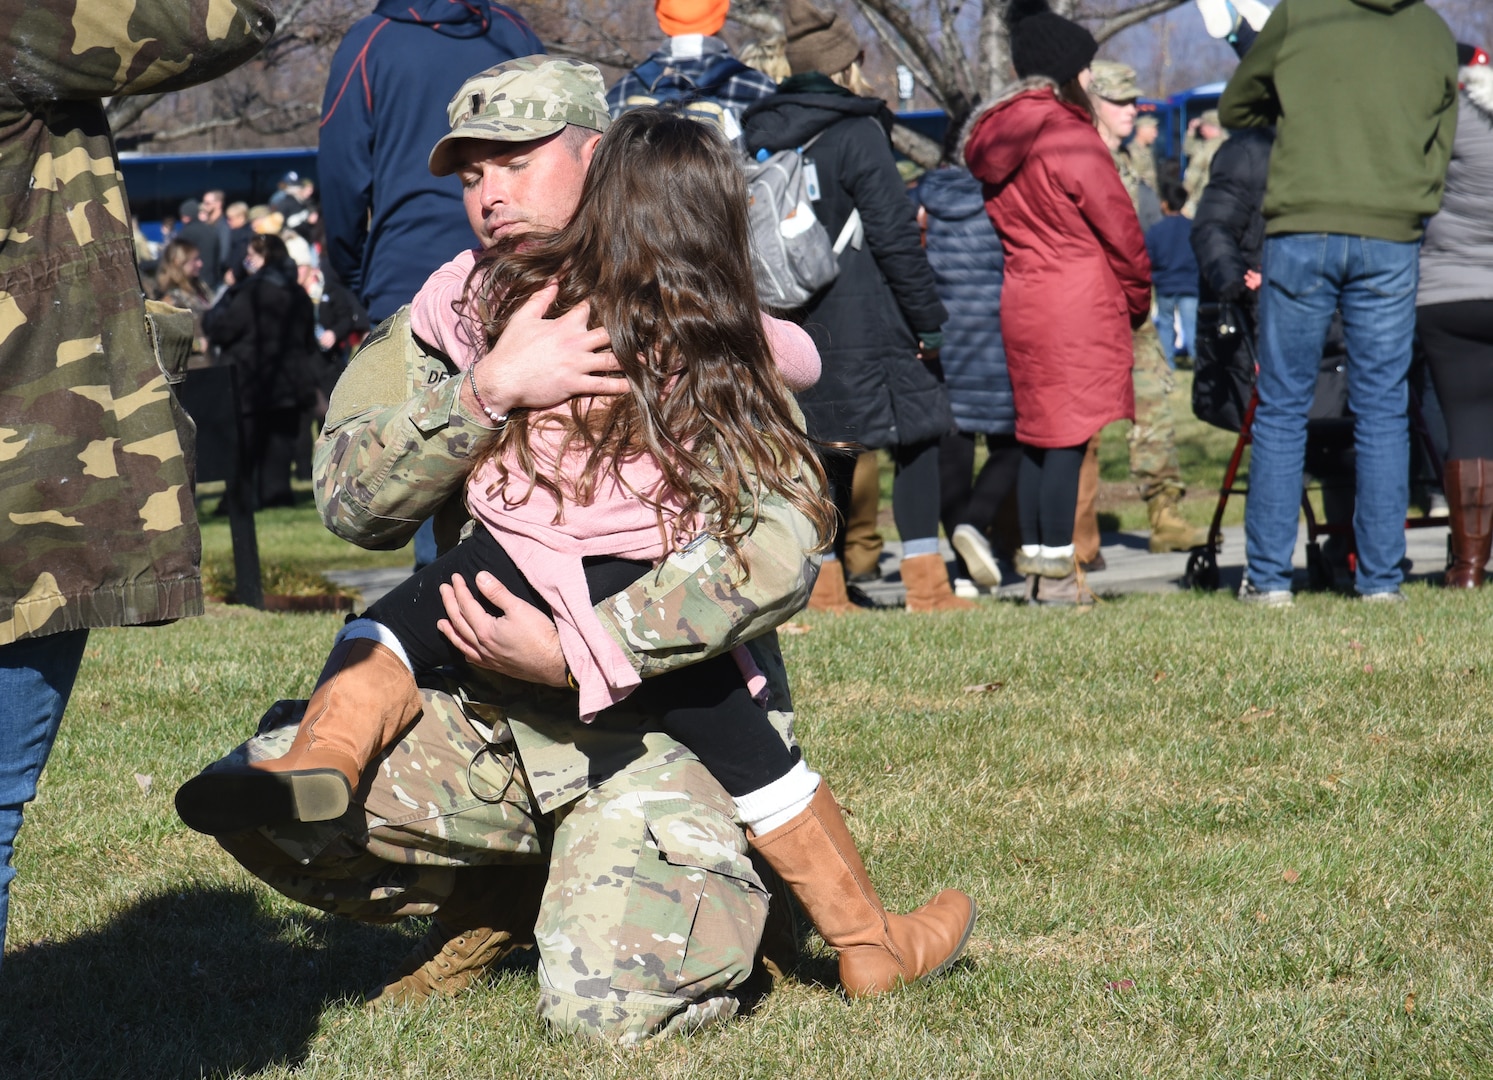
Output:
top-left (317, 328), bottom-right (337, 350)
top-left (1243, 269), bottom-right (1262, 291)
top-left (437, 571), bottom-right (568, 687)
top-left (466, 283), bottom-right (624, 420)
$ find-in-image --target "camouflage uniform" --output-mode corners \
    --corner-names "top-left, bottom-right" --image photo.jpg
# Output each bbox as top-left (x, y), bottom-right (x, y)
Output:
top-left (0, 0), bottom-right (275, 644)
top-left (1109, 143), bottom-right (1186, 505)
top-left (209, 306), bottom-right (818, 1042)
top-left (1182, 111), bottom-right (1229, 219)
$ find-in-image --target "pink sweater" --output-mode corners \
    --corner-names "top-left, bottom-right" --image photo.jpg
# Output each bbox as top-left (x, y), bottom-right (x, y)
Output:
top-left (410, 250), bottom-right (820, 721)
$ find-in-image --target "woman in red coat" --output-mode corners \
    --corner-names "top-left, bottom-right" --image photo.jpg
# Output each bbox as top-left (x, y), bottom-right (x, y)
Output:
top-left (964, 0), bottom-right (1151, 603)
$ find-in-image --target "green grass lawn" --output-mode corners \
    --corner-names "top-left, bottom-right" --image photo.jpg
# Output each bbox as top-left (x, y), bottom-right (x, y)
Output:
top-left (4, 580), bottom-right (1492, 1077)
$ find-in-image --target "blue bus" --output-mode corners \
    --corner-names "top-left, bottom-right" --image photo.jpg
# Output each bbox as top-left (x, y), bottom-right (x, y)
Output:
top-left (119, 146), bottom-right (317, 243)
top-left (1140, 81), bottom-right (1226, 166)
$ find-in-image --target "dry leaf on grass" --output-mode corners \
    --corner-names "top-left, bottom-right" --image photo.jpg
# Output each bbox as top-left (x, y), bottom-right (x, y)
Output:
top-left (779, 622), bottom-right (812, 635)
top-left (1282, 868), bottom-right (1300, 884)
top-left (1152, 671), bottom-right (1167, 683)
top-left (962, 682), bottom-right (1005, 694)
top-left (1235, 707), bottom-right (1277, 724)
top-left (134, 773), bottom-right (153, 796)
top-left (1105, 979), bottom-right (1135, 992)
top-left (1405, 991), bottom-right (1416, 1016)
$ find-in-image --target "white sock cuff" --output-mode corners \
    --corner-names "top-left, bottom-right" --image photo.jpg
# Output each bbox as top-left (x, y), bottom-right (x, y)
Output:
top-left (736, 760), bottom-right (822, 835)
top-left (335, 618), bottom-right (414, 673)
top-left (1039, 544), bottom-right (1075, 558)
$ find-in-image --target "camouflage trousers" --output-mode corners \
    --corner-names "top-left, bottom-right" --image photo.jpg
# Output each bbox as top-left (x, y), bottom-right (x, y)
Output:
top-left (209, 679), bottom-right (767, 1044)
top-left (1129, 320), bottom-right (1185, 502)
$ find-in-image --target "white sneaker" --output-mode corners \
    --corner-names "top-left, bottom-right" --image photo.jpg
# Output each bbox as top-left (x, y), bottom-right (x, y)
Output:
top-left (953, 577), bottom-right (981, 600)
top-left (1195, 0), bottom-right (1237, 38)
top-left (952, 524), bottom-right (1002, 588)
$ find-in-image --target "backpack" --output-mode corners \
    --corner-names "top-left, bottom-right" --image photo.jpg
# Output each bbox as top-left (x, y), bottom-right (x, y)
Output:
top-left (744, 131), bottom-right (862, 310)
top-left (617, 55), bottom-right (752, 140)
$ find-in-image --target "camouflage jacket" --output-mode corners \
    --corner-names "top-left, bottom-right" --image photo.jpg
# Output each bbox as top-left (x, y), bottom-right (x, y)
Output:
top-left (1182, 134), bottom-right (1228, 217)
top-left (314, 307), bottom-right (819, 811)
top-left (0, 1), bottom-right (275, 644)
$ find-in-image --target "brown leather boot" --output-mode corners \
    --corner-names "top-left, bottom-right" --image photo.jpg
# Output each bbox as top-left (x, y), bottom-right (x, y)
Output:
top-left (748, 784), bottom-right (976, 998)
top-left (366, 864), bottom-right (547, 1009)
top-left (175, 637), bottom-right (423, 834)
top-left (900, 552), bottom-right (977, 612)
top-left (808, 559), bottom-right (861, 614)
top-left (1444, 459), bottom-right (1493, 588)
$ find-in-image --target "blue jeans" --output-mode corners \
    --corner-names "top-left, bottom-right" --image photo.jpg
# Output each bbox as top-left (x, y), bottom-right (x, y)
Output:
top-left (1246, 233), bottom-right (1419, 595)
top-left (0, 629), bottom-right (88, 965)
top-left (1155, 293), bottom-right (1198, 367)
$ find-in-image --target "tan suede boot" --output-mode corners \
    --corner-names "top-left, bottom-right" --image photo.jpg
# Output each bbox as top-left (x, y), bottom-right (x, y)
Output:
top-left (366, 864), bottom-right (546, 1009)
top-left (175, 637), bottom-right (423, 835)
top-left (900, 552), bottom-right (977, 612)
top-left (748, 784), bottom-right (976, 998)
top-left (1147, 490), bottom-right (1207, 553)
top-left (808, 559), bottom-right (862, 615)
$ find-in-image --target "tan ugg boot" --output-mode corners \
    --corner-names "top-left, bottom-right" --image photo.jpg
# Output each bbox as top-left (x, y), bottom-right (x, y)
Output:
top-left (748, 784), bottom-right (976, 997)
top-left (808, 559), bottom-right (862, 614)
top-left (366, 864), bottom-right (546, 1009)
top-left (175, 637), bottom-right (423, 835)
top-left (1147, 490), bottom-right (1206, 553)
top-left (900, 552), bottom-right (977, 612)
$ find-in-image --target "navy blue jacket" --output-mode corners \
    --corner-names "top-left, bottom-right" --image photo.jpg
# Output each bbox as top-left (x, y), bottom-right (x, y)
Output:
top-left (319, 0), bottom-right (542, 322)
top-left (917, 167), bottom-right (1013, 436)
top-left (1144, 214), bottom-right (1200, 297)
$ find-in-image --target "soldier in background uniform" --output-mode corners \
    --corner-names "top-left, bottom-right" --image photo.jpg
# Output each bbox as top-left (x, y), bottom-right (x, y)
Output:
top-left (182, 58), bottom-right (824, 1042)
top-left (1182, 109), bottom-right (1229, 218)
top-left (1089, 60), bottom-right (1208, 552)
top-left (1129, 112), bottom-right (1161, 193)
top-left (0, 0), bottom-right (275, 963)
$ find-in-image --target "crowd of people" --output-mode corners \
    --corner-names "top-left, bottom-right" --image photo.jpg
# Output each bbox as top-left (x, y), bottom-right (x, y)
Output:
top-left (2, 0), bottom-right (1488, 1052)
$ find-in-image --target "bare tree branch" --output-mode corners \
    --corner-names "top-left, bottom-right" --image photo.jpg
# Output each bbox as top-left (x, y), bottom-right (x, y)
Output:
top-left (854, 0), bottom-right (971, 114)
top-left (890, 120), bottom-right (943, 169)
top-left (145, 103), bottom-right (322, 145)
top-left (1094, 0), bottom-right (1191, 42)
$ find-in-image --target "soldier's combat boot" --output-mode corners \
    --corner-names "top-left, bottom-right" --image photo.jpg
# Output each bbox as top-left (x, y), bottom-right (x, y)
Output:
top-left (1146, 490), bottom-right (1206, 553)
top-left (900, 552), bottom-right (977, 612)
top-left (748, 784), bottom-right (976, 998)
top-left (175, 637), bottom-right (422, 834)
top-left (366, 864), bottom-right (546, 1010)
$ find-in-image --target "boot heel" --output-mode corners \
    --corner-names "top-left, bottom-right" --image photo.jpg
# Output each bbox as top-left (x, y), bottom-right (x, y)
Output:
top-left (175, 768), bottom-right (352, 835)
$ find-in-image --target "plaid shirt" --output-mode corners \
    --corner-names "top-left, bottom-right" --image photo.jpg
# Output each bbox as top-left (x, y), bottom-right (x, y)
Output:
top-left (606, 37), bottom-right (778, 121)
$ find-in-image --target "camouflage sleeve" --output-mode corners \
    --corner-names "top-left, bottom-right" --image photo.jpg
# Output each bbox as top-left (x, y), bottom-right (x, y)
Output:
top-left (594, 488), bottom-right (821, 679)
top-left (0, 0), bottom-right (275, 103)
top-left (313, 309), bottom-right (500, 550)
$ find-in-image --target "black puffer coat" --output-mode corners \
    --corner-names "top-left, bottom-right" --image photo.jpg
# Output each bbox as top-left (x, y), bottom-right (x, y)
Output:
top-left (205, 257), bottom-right (319, 414)
top-left (917, 167), bottom-right (1014, 436)
top-left (743, 77), bottom-right (950, 448)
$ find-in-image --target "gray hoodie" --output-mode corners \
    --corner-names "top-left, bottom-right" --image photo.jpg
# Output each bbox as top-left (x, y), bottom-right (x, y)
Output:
top-left (1419, 64), bottom-right (1493, 306)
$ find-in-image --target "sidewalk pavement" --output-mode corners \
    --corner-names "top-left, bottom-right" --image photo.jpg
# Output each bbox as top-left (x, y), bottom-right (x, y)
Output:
top-left (326, 519), bottom-right (1452, 609)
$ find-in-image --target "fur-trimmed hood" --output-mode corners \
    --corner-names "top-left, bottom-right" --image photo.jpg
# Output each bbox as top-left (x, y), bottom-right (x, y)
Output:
top-left (957, 76), bottom-right (1057, 165)
top-left (1463, 63), bottom-right (1493, 120)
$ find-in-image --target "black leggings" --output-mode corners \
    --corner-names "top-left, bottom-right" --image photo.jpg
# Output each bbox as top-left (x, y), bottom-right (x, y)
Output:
top-left (365, 526), bottom-right (796, 798)
top-left (1418, 300), bottom-right (1493, 461)
top-left (1017, 442), bottom-right (1087, 547)
top-left (823, 438), bottom-right (941, 558)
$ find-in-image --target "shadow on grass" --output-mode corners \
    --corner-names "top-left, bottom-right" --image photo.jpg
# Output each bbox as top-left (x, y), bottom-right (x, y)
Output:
top-left (0, 885), bottom-right (410, 1079)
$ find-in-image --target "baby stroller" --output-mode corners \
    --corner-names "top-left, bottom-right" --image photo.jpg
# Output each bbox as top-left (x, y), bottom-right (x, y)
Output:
top-left (1183, 301), bottom-right (1444, 591)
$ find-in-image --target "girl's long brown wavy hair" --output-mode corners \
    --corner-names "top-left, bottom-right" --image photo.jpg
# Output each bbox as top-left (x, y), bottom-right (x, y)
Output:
top-left (462, 108), bottom-right (836, 569)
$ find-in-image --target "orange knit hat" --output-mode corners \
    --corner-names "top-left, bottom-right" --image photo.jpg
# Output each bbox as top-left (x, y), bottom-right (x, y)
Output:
top-left (656, 0), bottom-right (729, 36)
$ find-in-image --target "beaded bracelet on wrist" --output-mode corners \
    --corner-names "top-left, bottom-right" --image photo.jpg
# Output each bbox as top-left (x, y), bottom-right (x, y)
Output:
top-left (466, 362), bottom-right (508, 428)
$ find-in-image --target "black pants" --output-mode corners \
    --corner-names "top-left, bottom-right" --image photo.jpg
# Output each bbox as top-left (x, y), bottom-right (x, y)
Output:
top-left (940, 431), bottom-right (1021, 571)
top-left (823, 438), bottom-right (941, 558)
top-left (1418, 300), bottom-right (1493, 461)
top-left (1017, 442), bottom-right (1087, 547)
top-left (365, 526), bottom-right (796, 798)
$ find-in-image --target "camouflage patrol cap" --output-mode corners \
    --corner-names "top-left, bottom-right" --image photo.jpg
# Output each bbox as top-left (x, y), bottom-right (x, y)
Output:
top-left (1198, 108), bottom-right (1222, 129)
top-left (429, 56), bottom-right (611, 177)
top-left (1135, 112), bottom-right (1159, 128)
top-left (1089, 59), bottom-right (1143, 102)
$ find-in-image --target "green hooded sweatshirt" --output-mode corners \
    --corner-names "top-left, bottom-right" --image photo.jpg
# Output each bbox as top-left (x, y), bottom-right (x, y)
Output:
top-left (1218, 0), bottom-right (1458, 241)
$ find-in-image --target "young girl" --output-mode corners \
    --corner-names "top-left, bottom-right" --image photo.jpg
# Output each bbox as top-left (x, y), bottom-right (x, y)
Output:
top-left (177, 110), bottom-right (974, 997)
